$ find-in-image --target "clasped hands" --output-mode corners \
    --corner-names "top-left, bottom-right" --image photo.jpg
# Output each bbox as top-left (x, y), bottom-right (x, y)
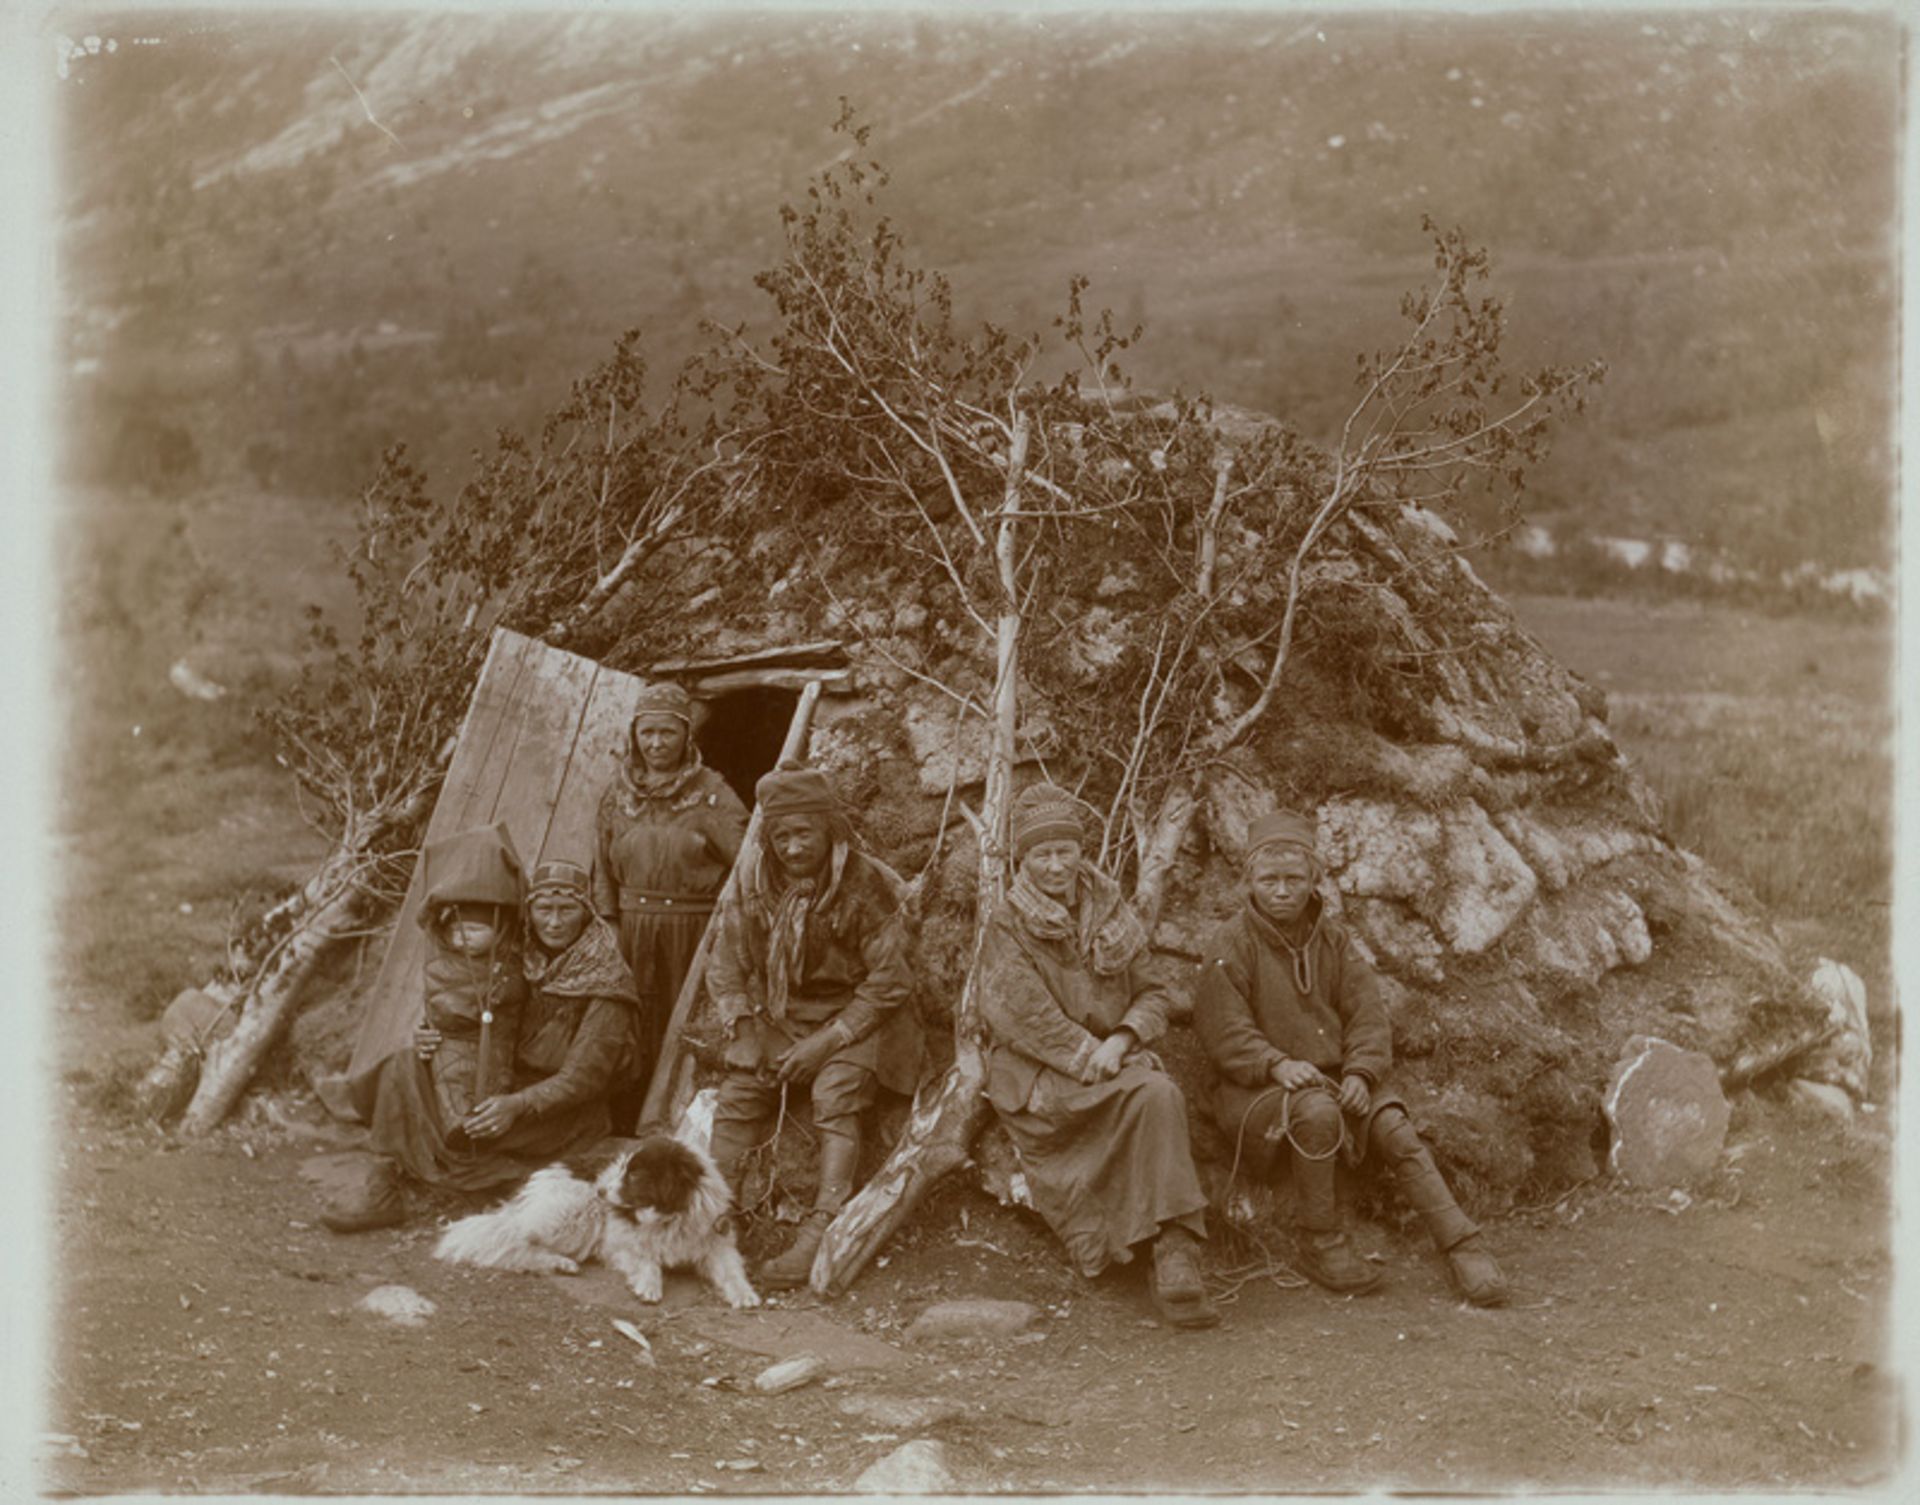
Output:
top-left (1086, 1029), bottom-right (1141, 1083)
top-left (1269, 1057), bottom-right (1371, 1115)
top-left (719, 1014), bottom-right (844, 1084)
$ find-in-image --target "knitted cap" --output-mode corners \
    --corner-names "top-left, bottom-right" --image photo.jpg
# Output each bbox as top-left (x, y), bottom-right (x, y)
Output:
top-left (1012, 783), bottom-right (1087, 864)
top-left (756, 764), bottom-right (838, 817)
top-left (526, 859), bottom-right (593, 903)
top-left (1246, 810), bottom-right (1318, 865)
top-left (631, 682), bottom-right (694, 726)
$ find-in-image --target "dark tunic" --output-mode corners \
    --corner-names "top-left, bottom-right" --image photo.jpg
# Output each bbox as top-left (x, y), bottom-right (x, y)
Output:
top-left (368, 917), bottom-right (638, 1192)
top-left (592, 760), bottom-right (748, 1086)
top-left (707, 844), bottom-right (922, 1097)
top-left (413, 822), bottom-right (525, 1127)
top-left (977, 883), bottom-right (1208, 1277)
top-left (421, 947), bottom-right (522, 1125)
top-left (1193, 896), bottom-right (1404, 1168)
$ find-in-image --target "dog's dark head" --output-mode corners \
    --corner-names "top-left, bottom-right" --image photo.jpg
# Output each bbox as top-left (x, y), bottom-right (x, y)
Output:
top-left (597, 1136), bottom-right (706, 1218)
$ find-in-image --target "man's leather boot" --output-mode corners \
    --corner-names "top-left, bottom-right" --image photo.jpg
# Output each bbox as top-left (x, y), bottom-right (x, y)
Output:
top-left (1150, 1224), bottom-right (1221, 1329)
top-left (1295, 1229), bottom-right (1383, 1293)
top-left (1444, 1233), bottom-right (1511, 1308)
top-left (758, 1126), bottom-right (860, 1291)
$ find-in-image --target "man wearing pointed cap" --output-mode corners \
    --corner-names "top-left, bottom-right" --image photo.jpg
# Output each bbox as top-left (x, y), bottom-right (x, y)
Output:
top-left (1193, 809), bottom-right (1510, 1306)
top-left (594, 680), bottom-right (749, 1132)
top-left (705, 764), bottom-right (922, 1290)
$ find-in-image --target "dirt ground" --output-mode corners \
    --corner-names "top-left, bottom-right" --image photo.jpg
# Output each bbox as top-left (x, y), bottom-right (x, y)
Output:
top-left (41, 1079), bottom-right (1897, 1496)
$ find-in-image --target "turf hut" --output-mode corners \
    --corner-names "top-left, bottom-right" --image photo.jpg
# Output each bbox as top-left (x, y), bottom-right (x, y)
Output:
top-left (153, 156), bottom-right (1855, 1297)
top-left (570, 388), bottom-right (1848, 1293)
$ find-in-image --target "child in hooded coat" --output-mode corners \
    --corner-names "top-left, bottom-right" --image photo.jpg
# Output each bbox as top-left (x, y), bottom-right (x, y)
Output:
top-left (414, 824), bottom-right (527, 1133)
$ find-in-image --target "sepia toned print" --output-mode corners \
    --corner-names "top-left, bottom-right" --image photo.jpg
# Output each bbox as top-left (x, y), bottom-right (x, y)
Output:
top-left (47, 5), bottom-right (1897, 1495)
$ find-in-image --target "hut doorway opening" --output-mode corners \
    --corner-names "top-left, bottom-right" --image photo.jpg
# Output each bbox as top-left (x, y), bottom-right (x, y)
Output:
top-left (697, 685), bottom-right (802, 806)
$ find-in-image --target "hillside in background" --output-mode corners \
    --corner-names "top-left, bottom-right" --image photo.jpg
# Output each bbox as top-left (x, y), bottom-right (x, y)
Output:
top-left (55, 8), bottom-right (1897, 581)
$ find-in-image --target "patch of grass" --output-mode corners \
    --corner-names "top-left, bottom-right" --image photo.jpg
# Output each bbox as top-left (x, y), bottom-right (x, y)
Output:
top-left (1511, 593), bottom-right (1892, 999)
top-left (1632, 715), bottom-right (1887, 929)
top-left (58, 486), bottom-right (335, 1023)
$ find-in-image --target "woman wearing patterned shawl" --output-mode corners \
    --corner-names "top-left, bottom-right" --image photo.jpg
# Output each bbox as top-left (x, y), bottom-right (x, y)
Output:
top-left (976, 784), bottom-right (1219, 1329)
top-left (593, 681), bottom-right (749, 1130)
top-left (705, 765), bottom-right (921, 1289)
top-left (331, 859), bottom-right (639, 1229)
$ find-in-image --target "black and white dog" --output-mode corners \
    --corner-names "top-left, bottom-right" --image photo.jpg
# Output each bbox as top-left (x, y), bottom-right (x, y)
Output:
top-left (434, 1135), bottom-right (760, 1309)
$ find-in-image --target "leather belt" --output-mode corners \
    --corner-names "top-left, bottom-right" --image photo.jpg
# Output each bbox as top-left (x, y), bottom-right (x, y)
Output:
top-left (619, 888), bottom-right (717, 914)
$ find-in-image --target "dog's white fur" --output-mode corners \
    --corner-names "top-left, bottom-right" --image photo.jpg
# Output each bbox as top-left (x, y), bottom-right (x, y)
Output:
top-left (433, 1136), bottom-right (760, 1309)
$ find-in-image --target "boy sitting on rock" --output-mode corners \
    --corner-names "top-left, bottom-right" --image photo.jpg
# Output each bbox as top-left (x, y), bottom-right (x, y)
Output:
top-left (1193, 811), bottom-right (1509, 1307)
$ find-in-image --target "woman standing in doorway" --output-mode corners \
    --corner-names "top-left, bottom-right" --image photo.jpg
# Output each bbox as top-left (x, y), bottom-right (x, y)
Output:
top-left (593, 681), bottom-right (750, 1130)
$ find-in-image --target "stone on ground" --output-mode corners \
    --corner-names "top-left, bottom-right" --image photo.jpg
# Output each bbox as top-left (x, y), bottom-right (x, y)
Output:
top-left (1603, 1036), bottom-right (1730, 1188)
top-left (754, 1353), bottom-right (826, 1394)
top-left (1798, 959), bottom-right (1872, 1100)
top-left (159, 987), bottom-right (231, 1047)
top-left (358, 1285), bottom-right (436, 1326)
top-left (1787, 1079), bottom-right (1855, 1123)
top-left (854, 1439), bottom-right (955, 1494)
top-left (904, 1298), bottom-right (1039, 1342)
top-left (837, 1394), bottom-right (968, 1431)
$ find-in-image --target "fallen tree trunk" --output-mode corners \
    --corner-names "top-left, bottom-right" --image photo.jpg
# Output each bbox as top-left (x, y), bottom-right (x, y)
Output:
top-left (130, 1008), bottom-right (230, 1122)
top-left (176, 857), bottom-right (375, 1135)
top-left (144, 768), bottom-right (442, 1130)
top-left (811, 976), bottom-right (991, 1296)
top-left (132, 860), bottom-right (357, 1126)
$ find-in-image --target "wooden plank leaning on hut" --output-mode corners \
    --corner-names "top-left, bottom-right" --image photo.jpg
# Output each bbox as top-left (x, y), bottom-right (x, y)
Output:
top-left (329, 631), bottom-right (632, 1117)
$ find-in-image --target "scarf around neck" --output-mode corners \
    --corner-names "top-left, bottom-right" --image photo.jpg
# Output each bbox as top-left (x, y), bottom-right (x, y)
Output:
top-left (1006, 862), bottom-right (1149, 978)
top-left (614, 743), bottom-right (708, 816)
top-left (523, 914), bottom-right (640, 1005)
top-left (1244, 896), bottom-right (1324, 995)
top-left (742, 838), bottom-right (850, 1020)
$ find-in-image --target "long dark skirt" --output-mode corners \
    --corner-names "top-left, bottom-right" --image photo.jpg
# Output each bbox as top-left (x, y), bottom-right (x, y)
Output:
top-left (613, 907), bottom-right (708, 1112)
top-left (994, 1061), bottom-right (1209, 1278)
top-left (367, 1051), bottom-right (611, 1194)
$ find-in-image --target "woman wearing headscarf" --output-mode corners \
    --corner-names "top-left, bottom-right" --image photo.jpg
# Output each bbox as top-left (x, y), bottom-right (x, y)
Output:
top-left (593, 681), bottom-right (750, 1130)
top-left (976, 784), bottom-right (1219, 1329)
top-left (704, 764), bottom-right (922, 1289)
top-left (325, 853), bottom-right (640, 1231)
